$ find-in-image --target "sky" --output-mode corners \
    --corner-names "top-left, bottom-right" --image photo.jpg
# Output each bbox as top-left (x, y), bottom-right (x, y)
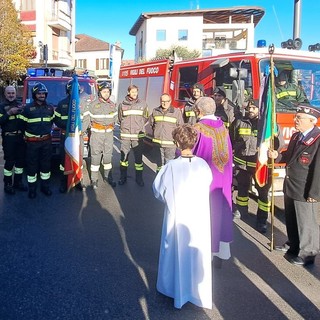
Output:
top-left (76, 0), bottom-right (320, 60)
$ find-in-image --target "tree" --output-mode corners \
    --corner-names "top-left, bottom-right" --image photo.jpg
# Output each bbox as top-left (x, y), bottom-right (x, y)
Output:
top-left (155, 45), bottom-right (201, 60)
top-left (0, 0), bottom-right (35, 85)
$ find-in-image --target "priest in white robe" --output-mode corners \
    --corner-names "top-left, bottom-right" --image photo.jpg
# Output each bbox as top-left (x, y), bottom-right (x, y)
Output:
top-left (153, 124), bottom-right (213, 309)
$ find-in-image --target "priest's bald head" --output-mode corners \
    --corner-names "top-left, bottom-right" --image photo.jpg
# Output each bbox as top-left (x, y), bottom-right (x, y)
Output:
top-left (194, 97), bottom-right (216, 118)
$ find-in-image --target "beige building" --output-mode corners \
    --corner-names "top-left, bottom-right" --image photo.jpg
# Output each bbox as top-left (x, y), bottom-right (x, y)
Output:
top-left (12, 0), bottom-right (75, 68)
top-left (129, 6), bottom-right (265, 61)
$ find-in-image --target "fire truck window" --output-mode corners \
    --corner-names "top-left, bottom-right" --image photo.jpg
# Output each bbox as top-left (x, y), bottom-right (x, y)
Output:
top-left (259, 59), bottom-right (320, 111)
top-left (130, 78), bottom-right (147, 100)
top-left (147, 76), bottom-right (165, 110)
top-left (178, 66), bottom-right (198, 101)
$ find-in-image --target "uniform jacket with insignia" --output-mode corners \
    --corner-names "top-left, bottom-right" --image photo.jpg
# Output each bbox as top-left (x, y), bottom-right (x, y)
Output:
top-left (281, 126), bottom-right (320, 201)
top-left (0, 99), bottom-right (24, 134)
top-left (149, 105), bottom-right (184, 147)
top-left (89, 97), bottom-right (117, 129)
top-left (20, 101), bottom-right (54, 137)
top-left (118, 96), bottom-right (148, 140)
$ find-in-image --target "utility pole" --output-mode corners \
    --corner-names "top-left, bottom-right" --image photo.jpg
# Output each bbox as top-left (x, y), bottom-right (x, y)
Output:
top-left (293, 0), bottom-right (301, 39)
top-left (43, 44), bottom-right (48, 68)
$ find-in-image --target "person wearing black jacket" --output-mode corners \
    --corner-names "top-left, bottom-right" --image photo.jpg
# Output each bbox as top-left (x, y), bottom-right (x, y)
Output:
top-left (271, 104), bottom-right (320, 266)
top-left (0, 86), bottom-right (27, 194)
top-left (20, 82), bottom-right (54, 199)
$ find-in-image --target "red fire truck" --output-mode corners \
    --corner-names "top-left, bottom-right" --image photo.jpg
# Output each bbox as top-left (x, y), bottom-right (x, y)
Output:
top-left (117, 46), bottom-right (320, 194)
top-left (118, 47), bottom-right (320, 141)
top-left (22, 67), bottom-right (98, 158)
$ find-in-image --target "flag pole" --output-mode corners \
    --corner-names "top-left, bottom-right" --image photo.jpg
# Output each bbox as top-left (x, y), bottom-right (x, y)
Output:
top-left (269, 44), bottom-right (276, 251)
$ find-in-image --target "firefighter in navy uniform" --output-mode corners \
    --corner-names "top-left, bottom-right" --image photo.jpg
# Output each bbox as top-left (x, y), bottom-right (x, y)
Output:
top-left (230, 99), bottom-right (283, 233)
top-left (54, 80), bottom-right (90, 192)
top-left (183, 83), bottom-right (204, 124)
top-left (118, 84), bottom-right (149, 186)
top-left (20, 83), bottom-right (54, 199)
top-left (88, 81), bottom-right (117, 189)
top-left (149, 93), bottom-right (184, 172)
top-left (0, 86), bottom-right (27, 194)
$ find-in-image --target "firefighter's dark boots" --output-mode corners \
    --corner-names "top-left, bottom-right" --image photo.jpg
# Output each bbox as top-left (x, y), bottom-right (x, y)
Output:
top-left (40, 180), bottom-right (52, 196)
top-left (75, 181), bottom-right (86, 191)
top-left (13, 174), bottom-right (28, 192)
top-left (118, 166), bottom-right (127, 185)
top-left (28, 183), bottom-right (37, 199)
top-left (91, 180), bottom-right (98, 190)
top-left (59, 175), bottom-right (68, 193)
top-left (4, 176), bottom-right (15, 195)
top-left (257, 220), bottom-right (267, 234)
top-left (104, 170), bottom-right (116, 188)
top-left (135, 170), bottom-right (144, 187)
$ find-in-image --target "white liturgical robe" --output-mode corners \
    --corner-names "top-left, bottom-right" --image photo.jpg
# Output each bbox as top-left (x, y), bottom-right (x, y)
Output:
top-left (153, 155), bottom-right (213, 309)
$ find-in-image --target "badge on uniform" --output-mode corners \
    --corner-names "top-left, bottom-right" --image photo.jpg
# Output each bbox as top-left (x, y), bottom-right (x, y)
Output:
top-left (299, 152), bottom-right (310, 165)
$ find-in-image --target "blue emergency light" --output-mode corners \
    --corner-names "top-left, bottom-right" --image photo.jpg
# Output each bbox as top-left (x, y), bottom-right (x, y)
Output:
top-left (257, 40), bottom-right (267, 48)
top-left (26, 67), bottom-right (64, 77)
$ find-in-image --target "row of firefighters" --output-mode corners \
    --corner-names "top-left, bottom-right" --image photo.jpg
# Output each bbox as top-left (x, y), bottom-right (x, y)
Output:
top-left (0, 77), bottom-right (302, 232)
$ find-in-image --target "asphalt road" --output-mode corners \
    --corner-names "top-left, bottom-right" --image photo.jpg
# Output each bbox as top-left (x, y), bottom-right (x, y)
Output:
top-left (0, 132), bottom-right (319, 320)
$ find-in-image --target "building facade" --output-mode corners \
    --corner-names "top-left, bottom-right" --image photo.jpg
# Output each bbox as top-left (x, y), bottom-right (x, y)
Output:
top-left (129, 7), bottom-right (265, 61)
top-left (74, 34), bottom-right (123, 100)
top-left (13, 0), bottom-right (75, 68)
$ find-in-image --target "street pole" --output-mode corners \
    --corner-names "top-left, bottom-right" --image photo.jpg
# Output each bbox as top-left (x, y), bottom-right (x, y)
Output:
top-left (293, 0), bottom-right (301, 39)
top-left (43, 44), bottom-right (48, 68)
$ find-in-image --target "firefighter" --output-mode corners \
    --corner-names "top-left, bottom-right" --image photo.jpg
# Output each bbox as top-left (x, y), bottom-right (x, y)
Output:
top-left (275, 70), bottom-right (308, 106)
top-left (88, 81), bottom-right (117, 189)
top-left (54, 80), bottom-right (90, 193)
top-left (213, 86), bottom-right (241, 128)
top-left (0, 86), bottom-right (27, 194)
top-left (149, 93), bottom-right (184, 172)
top-left (183, 83), bottom-right (204, 124)
top-left (118, 84), bottom-right (149, 186)
top-left (230, 99), bottom-right (283, 233)
top-left (20, 82), bottom-right (54, 199)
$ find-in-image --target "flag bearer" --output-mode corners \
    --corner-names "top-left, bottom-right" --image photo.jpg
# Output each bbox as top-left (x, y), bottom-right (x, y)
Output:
top-left (54, 80), bottom-right (90, 192)
top-left (230, 99), bottom-right (283, 233)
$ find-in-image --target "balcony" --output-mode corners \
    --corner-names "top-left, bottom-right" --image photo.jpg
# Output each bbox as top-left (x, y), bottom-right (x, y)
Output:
top-left (47, 10), bottom-right (72, 31)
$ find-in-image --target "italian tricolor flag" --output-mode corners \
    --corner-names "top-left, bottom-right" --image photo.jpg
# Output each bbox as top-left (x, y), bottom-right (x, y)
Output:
top-left (255, 72), bottom-right (276, 187)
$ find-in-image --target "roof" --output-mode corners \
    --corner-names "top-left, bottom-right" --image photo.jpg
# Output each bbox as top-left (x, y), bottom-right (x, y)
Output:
top-left (75, 34), bottom-right (110, 52)
top-left (129, 6), bottom-right (265, 35)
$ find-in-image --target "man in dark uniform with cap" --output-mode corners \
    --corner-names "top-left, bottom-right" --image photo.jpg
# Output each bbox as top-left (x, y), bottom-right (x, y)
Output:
top-left (271, 103), bottom-right (320, 266)
top-left (183, 83), bottom-right (204, 124)
top-left (213, 86), bottom-right (241, 129)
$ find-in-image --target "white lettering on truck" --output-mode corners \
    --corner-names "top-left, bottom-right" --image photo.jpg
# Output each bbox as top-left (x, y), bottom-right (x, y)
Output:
top-left (146, 67), bottom-right (159, 74)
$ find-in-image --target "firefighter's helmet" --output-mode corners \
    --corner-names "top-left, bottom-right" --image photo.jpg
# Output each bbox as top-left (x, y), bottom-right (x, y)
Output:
top-left (66, 80), bottom-right (73, 94)
top-left (32, 82), bottom-right (48, 99)
top-left (98, 81), bottom-right (112, 92)
top-left (66, 80), bottom-right (80, 94)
